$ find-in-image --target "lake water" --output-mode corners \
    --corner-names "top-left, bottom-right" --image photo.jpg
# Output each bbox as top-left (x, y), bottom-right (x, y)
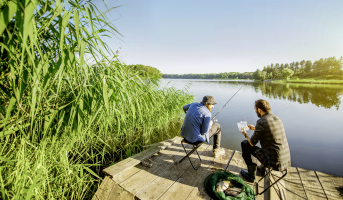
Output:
top-left (160, 79), bottom-right (343, 177)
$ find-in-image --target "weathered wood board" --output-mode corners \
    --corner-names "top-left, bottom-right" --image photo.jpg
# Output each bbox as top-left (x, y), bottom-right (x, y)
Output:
top-left (92, 176), bottom-right (115, 200)
top-left (316, 171), bottom-right (343, 200)
top-left (298, 167), bottom-right (327, 200)
top-left (103, 137), bottom-right (181, 178)
top-left (158, 144), bottom-right (214, 200)
top-left (119, 141), bottom-right (186, 196)
top-left (135, 144), bottom-right (210, 200)
top-left (283, 167), bottom-right (307, 200)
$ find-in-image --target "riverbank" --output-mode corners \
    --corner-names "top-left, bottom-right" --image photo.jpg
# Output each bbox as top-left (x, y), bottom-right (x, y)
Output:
top-left (271, 78), bottom-right (343, 84)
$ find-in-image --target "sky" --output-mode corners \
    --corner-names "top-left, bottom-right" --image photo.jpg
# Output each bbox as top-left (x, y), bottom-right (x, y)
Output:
top-left (97, 0), bottom-right (343, 74)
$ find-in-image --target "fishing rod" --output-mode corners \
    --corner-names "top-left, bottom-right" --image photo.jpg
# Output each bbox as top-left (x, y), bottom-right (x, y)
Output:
top-left (211, 82), bottom-right (248, 122)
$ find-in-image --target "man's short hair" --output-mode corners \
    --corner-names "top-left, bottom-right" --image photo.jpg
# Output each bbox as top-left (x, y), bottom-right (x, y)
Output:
top-left (255, 99), bottom-right (271, 113)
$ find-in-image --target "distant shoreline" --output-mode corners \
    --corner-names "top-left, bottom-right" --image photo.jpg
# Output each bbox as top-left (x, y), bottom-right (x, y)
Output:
top-left (161, 78), bottom-right (343, 84)
top-left (271, 79), bottom-right (343, 84)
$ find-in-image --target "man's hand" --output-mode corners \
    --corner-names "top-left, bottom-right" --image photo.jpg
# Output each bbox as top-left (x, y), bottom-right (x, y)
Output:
top-left (248, 124), bottom-right (255, 130)
top-left (242, 130), bottom-right (254, 146)
top-left (241, 130), bottom-right (248, 138)
top-left (209, 120), bottom-right (213, 127)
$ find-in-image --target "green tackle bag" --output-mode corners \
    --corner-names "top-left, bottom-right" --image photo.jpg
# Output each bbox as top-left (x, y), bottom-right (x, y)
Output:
top-left (204, 169), bottom-right (256, 200)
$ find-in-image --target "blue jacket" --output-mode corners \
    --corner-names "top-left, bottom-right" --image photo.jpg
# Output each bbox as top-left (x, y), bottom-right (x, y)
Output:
top-left (180, 103), bottom-right (211, 143)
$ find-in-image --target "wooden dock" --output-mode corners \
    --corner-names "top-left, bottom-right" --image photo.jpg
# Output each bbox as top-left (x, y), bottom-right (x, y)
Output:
top-left (92, 137), bottom-right (343, 200)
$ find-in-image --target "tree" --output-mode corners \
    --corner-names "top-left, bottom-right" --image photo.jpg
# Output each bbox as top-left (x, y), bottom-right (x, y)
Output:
top-left (282, 68), bottom-right (294, 80)
top-left (313, 58), bottom-right (325, 76)
top-left (290, 62), bottom-right (295, 71)
top-left (268, 72), bottom-right (273, 79)
top-left (280, 63), bottom-right (284, 70)
top-left (221, 72), bottom-right (229, 79)
top-left (253, 69), bottom-right (262, 80)
top-left (304, 60), bottom-right (312, 74)
top-left (261, 71), bottom-right (267, 80)
top-left (295, 61), bottom-right (300, 74)
top-left (325, 56), bottom-right (342, 75)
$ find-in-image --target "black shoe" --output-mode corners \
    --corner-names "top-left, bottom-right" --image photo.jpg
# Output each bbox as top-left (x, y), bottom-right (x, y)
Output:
top-left (257, 164), bottom-right (266, 176)
top-left (240, 164), bottom-right (257, 183)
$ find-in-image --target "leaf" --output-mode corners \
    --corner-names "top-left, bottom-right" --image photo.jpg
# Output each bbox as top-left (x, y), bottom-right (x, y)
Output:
top-left (0, 156), bottom-right (15, 165)
top-left (25, 169), bottom-right (43, 200)
top-left (102, 76), bottom-right (109, 115)
top-left (83, 166), bottom-right (100, 179)
top-left (0, 1), bottom-right (17, 36)
top-left (3, 97), bottom-right (16, 126)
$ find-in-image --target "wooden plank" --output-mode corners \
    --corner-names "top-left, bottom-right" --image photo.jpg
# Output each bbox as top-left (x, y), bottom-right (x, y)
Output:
top-left (142, 136), bottom-right (180, 149)
top-left (158, 144), bottom-right (214, 200)
top-left (283, 167), bottom-right (307, 200)
top-left (316, 171), bottom-right (343, 200)
top-left (107, 181), bottom-right (135, 200)
top-left (112, 152), bottom-right (166, 184)
top-left (135, 144), bottom-right (211, 200)
top-left (103, 137), bottom-right (182, 178)
top-left (330, 175), bottom-right (343, 197)
top-left (119, 142), bottom-right (186, 195)
top-left (225, 150), bottom-right (241, 175)
top-left (92, 176), bottom-right (115, 200)
top-left (187, 148), bottom-right (235, 200)
top-left (297, 167), bottom-right (327, 200)
top-left (268, 170), bottom-right (287, 200)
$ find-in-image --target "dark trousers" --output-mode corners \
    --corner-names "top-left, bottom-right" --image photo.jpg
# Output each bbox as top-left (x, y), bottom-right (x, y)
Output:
top-left (209, 123), bottom-right (221, 150)
top-left (241, 140), bottom-right (262, 166)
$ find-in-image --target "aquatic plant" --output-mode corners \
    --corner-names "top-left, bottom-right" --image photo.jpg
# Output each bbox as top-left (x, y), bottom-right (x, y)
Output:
top-left (0, 0), bottom-right (192, 199)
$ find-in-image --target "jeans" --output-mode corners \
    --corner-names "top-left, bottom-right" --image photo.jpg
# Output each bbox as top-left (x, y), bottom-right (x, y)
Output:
top-left (209, 123), bottom-right (221, 150)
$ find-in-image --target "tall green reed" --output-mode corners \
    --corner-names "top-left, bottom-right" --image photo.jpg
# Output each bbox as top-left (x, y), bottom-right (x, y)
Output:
top-left (0, 0), bottom-right (193, 199)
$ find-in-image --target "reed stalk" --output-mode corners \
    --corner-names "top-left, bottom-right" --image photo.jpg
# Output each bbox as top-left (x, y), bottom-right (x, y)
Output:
top-left (0, 1), bottom-right (193, 199)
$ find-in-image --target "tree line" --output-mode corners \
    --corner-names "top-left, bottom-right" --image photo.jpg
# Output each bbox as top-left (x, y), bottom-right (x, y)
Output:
top-left (126, 64), bottom-right (163, 78)
top-left (162, 72), bottom-right (254, 79)
top-left (253, 56), bottom-right (343, 80)
top-left (161, 56), bottom-right (343, 81)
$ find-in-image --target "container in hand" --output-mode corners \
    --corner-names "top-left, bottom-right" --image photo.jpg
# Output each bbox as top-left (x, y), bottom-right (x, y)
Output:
top-left (237, 121), bottom-right (248, 132)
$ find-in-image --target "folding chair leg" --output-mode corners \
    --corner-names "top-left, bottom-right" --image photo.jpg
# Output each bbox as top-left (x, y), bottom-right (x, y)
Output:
top-left (179, 142), bottom-right (202, 170)
top-left (256, 169), bottom-right (288, 196)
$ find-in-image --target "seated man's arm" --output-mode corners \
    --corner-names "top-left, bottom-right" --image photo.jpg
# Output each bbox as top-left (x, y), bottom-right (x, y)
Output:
top-left (200, 116), bottom-right (211, 135)
top-left (183, 104), bottom-right (191, 114)
top-left (244, 120), bottom-right (263, 146)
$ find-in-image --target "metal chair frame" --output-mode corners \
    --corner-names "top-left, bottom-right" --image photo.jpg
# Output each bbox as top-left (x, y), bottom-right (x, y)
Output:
top-left (256, 168), bottom-right (288, 199)
top-left (178, 138), bottom-right (204, 170)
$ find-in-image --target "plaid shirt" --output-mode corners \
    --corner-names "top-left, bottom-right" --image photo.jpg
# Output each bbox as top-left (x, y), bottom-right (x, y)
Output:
top-left (250, 112), bottom-right (291, 171)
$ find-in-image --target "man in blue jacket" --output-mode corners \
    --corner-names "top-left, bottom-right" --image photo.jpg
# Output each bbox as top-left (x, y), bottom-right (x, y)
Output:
top-left (181, 95), bottom-right (224, 157)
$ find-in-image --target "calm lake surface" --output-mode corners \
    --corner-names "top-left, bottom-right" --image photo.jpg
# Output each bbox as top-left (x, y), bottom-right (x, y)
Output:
top-left (160, 79), bottom-right (343, 177)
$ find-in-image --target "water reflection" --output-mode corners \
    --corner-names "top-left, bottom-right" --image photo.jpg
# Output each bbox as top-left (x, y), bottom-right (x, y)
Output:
top-left (206, 80), bottom-right (343, 110)
top-left (252, 82), bottom-right (343, 110)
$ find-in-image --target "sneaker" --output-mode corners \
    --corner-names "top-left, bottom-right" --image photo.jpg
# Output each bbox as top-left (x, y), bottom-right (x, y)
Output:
top-left (213, 148), bottom-right (225, 158)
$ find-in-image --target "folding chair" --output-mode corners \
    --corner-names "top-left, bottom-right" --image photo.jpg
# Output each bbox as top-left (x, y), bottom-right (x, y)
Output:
top-left (256, 168), bottom-right (288, 200)
top-left (178, 138), bottom-right (204, 170)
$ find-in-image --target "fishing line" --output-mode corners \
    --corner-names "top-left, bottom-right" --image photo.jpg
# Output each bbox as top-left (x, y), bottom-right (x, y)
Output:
top-left (211, 82), bottom-right (248, 121)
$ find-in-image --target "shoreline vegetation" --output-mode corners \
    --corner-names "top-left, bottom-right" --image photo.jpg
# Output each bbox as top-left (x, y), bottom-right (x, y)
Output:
top-left (162, 56), bottom-right (343, 84)
top-left (271, 79), bottom-right (343, 84)
top-left (0, 1), bottom-right (192, 199)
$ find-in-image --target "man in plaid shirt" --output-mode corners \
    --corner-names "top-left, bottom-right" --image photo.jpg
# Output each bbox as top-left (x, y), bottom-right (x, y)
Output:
top-left (240, 99), bottom-right (291, 182)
